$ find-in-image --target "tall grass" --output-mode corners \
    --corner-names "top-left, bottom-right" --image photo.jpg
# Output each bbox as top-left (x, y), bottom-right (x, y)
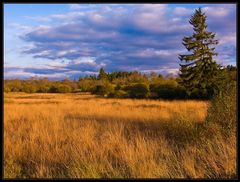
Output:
top-left (4, 92), bottom-right (236, 178)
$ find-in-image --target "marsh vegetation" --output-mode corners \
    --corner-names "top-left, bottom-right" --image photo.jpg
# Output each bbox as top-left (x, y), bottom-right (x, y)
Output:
top-left (4, 90), bottom-right (236, 178)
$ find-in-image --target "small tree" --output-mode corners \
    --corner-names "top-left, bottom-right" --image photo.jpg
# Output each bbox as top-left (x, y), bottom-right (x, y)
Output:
top-left (178, 8), bottom-right (224, 99)
top-left (98, 68), bottom-right (108, 80)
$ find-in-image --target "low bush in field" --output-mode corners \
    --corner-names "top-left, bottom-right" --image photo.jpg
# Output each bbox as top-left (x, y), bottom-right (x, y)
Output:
top-left (149, 83), bottom-right (186, 99)
top-left (22, 84), bottom-right (37, 93)
top-left (124, 83), bottom-right (150, 98)
top-left (205, 82), bottom-right (236, 136)
top-left (49, 84), bottom-right (72, 93)
top-left (110, 90), bottom-right (129, 98)
top-left (92, 82), bottom-right (115, 97)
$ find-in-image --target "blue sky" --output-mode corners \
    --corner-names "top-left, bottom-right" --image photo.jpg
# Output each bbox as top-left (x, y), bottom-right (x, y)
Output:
top-left (4, 4), bottom-right (236, 80)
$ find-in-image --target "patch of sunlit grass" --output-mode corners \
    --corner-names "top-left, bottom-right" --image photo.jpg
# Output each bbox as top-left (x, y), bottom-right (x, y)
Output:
top-left (4, 93), bottom-right (235, 179)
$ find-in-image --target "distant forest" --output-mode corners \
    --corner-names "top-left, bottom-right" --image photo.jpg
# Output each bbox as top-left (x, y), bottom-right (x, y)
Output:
top-left (4, 65), bottom-right (236, 100)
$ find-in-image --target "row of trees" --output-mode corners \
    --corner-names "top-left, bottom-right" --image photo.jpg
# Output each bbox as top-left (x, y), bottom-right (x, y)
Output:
top-left (90, 65), bottom-right (236, 99)
top-left (4, 65), bottom-right (236, 100)
top-left (4, 79), bottom-right (76, 93)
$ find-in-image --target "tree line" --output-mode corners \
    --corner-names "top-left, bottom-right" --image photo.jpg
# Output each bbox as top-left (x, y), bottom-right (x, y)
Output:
top-left (4, 65), bottom-right (236, 100)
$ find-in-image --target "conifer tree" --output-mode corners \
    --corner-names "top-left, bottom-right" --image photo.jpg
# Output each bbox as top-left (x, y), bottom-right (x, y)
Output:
top-left (98, 68), bottom-right (108, 80)
top-left (178, 8), bottom-right (223, 98)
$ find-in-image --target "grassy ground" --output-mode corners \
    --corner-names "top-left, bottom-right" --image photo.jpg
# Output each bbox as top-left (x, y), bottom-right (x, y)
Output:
top-left (4, 92), bottom-right (236, 178)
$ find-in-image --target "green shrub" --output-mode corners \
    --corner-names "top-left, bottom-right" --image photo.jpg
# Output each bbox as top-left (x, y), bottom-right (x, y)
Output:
top-left (58, 84), bottom-right (72, 93)
top-left (49, 84), bottom-right (72, 93)
top-left (78, 79), bottom-right (97, 92)
top-left (124, 83), bottom-right (150, 98)
top-left (93, 82), bottom-right (114, 97)
top-left (7, 80), bottom-right (23, 92)
top-left (49, 85), bottom-right (58, 93)
top-left (22, 84), bottom-right (37, 93)
top-left (37, 85), bottom-right (50, 93)
top-left (111, 90), bottom-right (129, 98)
top-left (205, 81), bottom-right (236, 136)
top-left (150, 83), bottom-right (186, 99)
top-left (4, 86), bottom-right (11, 93)
top-left (114, 84), bottom-right (125, 91)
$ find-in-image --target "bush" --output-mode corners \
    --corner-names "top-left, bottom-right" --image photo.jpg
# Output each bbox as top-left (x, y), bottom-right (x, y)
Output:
top-left (37, 85), bottom-right (50, 93)
top-left (49, 85), bottom-right (58, 93)
top-left (205, 81), bottom-right (236, 136)
top-left (49, 84), bottom-right (72, 93)
top-left (151, 84), bottom-right (174, 99)
top-left (7, 80), bottom-right (23, 92)
top-left (150, 83), bottom-right (186, 99)
top-left (58, 84), bottom-right (72, 93)
top-left (174, 86), bottom-right (187, 99)
top-left (93, 82), bottom-right (114, 97)
top-left (78, 79), bottom-right (98, 92)
top-left (111, 90), bottom-right (129, 98)
top-left (22, 84), bottom-right (37, 93)
top-left (124, 83), bottom-right (150, 98)
top-left (4, 87), bottom-right (11, 93)
top-left (188, 87), bottom-right (214, 100)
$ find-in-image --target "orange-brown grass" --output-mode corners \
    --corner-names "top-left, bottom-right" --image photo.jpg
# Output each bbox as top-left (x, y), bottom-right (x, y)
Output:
top-left (4, 93), bottom-right (236, 178)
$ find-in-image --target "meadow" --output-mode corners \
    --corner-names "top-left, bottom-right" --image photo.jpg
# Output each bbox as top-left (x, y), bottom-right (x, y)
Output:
top-left (4, 92), bottom-right (236, 178)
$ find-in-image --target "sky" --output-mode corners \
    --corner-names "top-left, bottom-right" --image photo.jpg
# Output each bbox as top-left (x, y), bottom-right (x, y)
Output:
top-left (4, 3), bottom-right (236, 80)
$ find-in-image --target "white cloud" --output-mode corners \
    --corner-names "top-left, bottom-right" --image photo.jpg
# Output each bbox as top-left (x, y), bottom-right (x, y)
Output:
top-left (129, 49), bottom-right (182, 58)
top-left (47, 61), bottom-right (69, 68)
top-left (69, 4), bottom-right (81, 10)
top-left (139, 4), bottom-right (167, 14)
top-left (4, 69), bottom-right (35, 79)
top-left (172, 17), bottom-right (181, 22)
top-left (35, 50), bottom-right (52, 57)
top-left (9, 23), bottom-right (33, 35)
top-left (71, 57), bottom-right (96, 65)
top-left (131, 4), bottom-right (191, 33)
top-left (25, 16), bottom-right (51, 22)
top-left (173, 7), bottom-right (192, 16)
top-left (37, 73), bottom-right (67, 79)
top-left (203, 6), bottom-right (229, 17)
top-left (50, 12), bottom-right (85, 22)
top-left (218, 33), bottom-right (236, 45)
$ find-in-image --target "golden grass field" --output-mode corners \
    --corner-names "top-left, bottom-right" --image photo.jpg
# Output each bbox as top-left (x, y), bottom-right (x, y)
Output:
top-left (4, 92), bottom-right (236, 178)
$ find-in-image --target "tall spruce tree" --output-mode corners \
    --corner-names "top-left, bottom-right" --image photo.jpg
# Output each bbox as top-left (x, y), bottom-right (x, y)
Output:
top-left (178, 8), bottom-right (223, 99)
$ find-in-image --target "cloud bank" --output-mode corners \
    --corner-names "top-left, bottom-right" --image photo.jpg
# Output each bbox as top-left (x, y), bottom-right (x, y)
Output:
top-left (4, 4), bottom-right (236, 79)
